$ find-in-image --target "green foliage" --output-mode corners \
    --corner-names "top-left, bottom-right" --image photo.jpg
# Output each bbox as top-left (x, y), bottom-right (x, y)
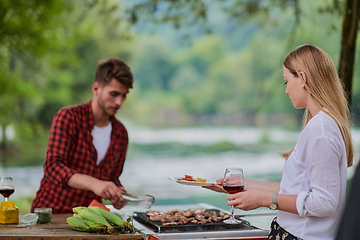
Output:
top-left (0, 0), bottom-right (132, 128)
top-left (0, 0), bottom-right (66, 54)
top-left (125, 0), bottom-right (360, 127)
top-left (0, 0), bottom-right (68, 145)
top-left (0, 0), bottom-right (135, 166)
top-left (1, 0), bottom-right (360, 167)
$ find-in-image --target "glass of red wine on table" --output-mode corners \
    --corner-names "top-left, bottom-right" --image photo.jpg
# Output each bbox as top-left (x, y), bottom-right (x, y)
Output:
top-left (223, 167), bottom-right (244, 224)
top-left (0, 176), bottom-right (15, 202)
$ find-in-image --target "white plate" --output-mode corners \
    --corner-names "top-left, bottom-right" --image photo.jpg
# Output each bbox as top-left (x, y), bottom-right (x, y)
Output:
top-left (169, 177), bottom-right (217, 186)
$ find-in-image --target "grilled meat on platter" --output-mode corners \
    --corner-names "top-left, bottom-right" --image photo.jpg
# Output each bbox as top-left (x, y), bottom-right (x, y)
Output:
top-left (146, 208), bottom-right (230, 226)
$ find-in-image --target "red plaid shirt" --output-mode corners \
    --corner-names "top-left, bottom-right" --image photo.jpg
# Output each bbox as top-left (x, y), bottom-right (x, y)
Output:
top-left (31, 101), bottom-right (128, 213)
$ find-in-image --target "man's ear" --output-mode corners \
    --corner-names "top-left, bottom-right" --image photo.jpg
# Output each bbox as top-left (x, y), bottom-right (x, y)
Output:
top-left (92, 82), bottom-right (99, 95)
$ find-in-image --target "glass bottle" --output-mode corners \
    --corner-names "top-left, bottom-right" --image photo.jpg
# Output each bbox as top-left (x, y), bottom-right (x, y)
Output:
top-left (0, 201), bottom-right (19, 224)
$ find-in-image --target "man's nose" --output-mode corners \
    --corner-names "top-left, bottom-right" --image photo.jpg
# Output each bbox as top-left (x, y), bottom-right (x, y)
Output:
top-left (115, 96), bottom-right (125, 106)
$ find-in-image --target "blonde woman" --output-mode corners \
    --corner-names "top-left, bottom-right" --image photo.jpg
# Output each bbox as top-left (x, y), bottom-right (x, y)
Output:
top-left (207, 44), bottom-right (354, 240)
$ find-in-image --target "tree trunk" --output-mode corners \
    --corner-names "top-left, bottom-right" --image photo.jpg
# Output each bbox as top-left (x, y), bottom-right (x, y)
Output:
top-left (0, 125), bottom-right (7, 167)
top-left (338, 0), bottom-right (360, 107)
top-left (0, 125), bottom-right (6, 152)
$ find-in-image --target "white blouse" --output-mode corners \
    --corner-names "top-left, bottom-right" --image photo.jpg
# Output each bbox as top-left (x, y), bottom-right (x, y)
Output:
top-left (277, 110), bottom-right (347, 240)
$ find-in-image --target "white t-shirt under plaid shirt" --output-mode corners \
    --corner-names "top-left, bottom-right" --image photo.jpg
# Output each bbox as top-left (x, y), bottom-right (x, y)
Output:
top-left (92, 122), bottom-right (112, 165)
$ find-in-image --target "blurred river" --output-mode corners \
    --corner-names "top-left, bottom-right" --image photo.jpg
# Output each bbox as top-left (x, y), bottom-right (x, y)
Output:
top-left (1, 125), bottom-right (359, 211)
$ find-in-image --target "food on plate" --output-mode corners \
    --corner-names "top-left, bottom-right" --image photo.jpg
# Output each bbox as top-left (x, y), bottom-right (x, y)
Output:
top-left (178, 175), bottom-right (207, 183)
top-left (66, 206), bottom-right (138, 234)
top-left (196, 178), bottom-right (206, 183)
top-left (146, 208), bottom-right (230, 225)
top-left (178, 175), bottom-right (196, 182)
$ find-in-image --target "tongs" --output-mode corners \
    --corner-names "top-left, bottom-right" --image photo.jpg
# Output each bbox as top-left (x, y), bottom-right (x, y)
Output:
top-left (122, 192), bottom-right (155, 209)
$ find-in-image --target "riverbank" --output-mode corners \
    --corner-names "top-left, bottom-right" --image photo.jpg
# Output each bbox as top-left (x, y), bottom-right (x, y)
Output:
top-left (2, 125), bottom-right (359, 213)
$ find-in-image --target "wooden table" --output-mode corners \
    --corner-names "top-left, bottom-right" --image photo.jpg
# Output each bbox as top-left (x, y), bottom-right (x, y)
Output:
top-left (0, 214), bottom-right (143, 240)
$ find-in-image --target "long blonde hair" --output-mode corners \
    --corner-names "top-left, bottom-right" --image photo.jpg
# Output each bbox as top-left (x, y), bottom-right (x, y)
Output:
top-left (280, 44), bottom-right (354, 167)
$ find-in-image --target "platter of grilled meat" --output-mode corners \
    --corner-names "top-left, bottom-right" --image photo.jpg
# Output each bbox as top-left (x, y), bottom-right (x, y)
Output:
top-left (133, 208), bottom-right (258, 233)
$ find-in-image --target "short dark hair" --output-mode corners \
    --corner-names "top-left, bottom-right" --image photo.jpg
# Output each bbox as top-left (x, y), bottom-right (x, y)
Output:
top-left (95, 58), bottom-right (133, 88)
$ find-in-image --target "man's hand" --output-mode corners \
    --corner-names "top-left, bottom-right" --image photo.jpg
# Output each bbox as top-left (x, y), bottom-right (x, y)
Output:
top-left (91, 180), bottom-right (123, 201)
top-left (90, 181), bottom-right (128, 209)
top-left (111, 186), bottom-right (128, 209)
top-left (67, 173), bottom-right (128, 209)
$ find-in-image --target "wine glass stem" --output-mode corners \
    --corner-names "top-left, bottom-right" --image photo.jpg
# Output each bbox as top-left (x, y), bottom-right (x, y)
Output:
top-left (4, 197), bottom-right (9, 201)
top-left (230, 205), bottom-right (235, 219)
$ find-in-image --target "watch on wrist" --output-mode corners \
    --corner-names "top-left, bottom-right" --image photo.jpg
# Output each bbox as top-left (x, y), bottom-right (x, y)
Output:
top-left (269, 193), bottom-right (278, 210)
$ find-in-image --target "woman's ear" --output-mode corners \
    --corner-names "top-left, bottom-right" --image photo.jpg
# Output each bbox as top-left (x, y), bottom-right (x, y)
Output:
top-left (299, 71), bottom-right (307, 87)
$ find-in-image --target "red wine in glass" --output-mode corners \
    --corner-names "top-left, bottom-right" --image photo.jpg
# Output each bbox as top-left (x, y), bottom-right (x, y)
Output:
top-left (0, 188), bottom-right (15, 198)
top-left (0, 177), bottom-right (15, 201)
top-left (223, 185), bottom-right (244, 194)
top-left (223, 168), bottom-right (244, 224)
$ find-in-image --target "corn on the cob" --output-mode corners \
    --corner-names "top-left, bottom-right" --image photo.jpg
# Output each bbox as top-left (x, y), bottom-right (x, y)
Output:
top-left (89, 206), bottom-right (138, 233)
top-left (66, 216), bottom-right (107, 232)
top-left (69, 206), bottom-right (140, 234)
top-left (83, 219), bottom-right (107, 232)
top-left (73, 213), bottom-right (82, 218)
top-left (89, 206), bottom-right (126, 226)
top-left (66, 216), bottom-right (93, 232)
top-left (72, 207), bottom-right (112, 229)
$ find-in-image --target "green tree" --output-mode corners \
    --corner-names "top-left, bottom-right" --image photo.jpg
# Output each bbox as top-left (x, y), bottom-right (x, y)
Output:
top-left (0, 0), bottom-right (67, 154)
top-left (127, 0), bottom-right (359, 108)
top-left (0, 0), bottom-right (133, 166)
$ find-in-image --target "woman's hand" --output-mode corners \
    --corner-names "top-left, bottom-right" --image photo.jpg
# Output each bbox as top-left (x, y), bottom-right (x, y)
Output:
top-left (202, 178), bottom-right (227, 193)
top-left (227, 189), bottom-right (272, 211)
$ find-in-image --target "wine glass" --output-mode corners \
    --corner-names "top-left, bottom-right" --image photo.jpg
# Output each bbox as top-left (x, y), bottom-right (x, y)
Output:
top-left (0, 176), bottom-right (15, 202)
top-left (223, 168), bottom-right (244, 224)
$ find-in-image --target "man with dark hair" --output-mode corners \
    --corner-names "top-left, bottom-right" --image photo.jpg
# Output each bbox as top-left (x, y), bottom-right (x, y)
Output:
top-left (31, 58), bottom-right (133, 213)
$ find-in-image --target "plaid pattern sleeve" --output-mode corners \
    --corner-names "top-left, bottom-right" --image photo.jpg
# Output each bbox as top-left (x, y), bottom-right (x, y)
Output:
top-left (31, 101), bottom-right (128, 213)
